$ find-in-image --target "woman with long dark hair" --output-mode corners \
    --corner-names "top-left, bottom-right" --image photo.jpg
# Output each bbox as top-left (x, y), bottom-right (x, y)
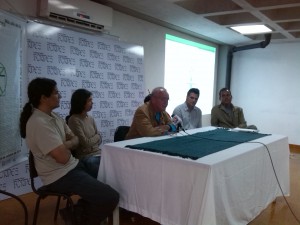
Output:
top-left (66, 89), bottom-right (101, 176)
top-left (20, 77), bottom-right (119, 225)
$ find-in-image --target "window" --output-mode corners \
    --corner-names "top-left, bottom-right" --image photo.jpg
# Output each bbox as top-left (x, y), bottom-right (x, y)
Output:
top-left (164, 34), bottom-right (216, 115)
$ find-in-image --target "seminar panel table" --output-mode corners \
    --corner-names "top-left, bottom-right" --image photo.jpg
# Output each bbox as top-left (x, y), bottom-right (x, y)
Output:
top-left (98, 127), bottom-right (289, 225)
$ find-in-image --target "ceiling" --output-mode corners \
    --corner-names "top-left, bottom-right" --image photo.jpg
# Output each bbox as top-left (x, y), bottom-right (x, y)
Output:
top-left (93, 0), bottom-right (300, 46)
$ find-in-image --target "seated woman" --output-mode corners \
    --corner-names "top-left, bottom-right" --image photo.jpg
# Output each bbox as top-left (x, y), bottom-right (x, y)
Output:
top-left (66, 89), bottom-right (101, 177)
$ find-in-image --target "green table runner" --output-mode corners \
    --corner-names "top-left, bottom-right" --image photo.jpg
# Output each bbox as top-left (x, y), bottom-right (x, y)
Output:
top-left (126, 129), bottom-right (269, 160)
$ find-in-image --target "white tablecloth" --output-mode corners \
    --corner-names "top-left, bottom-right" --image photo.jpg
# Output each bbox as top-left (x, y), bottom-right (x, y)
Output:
top-left (98, 127), bottom-right (289, 225)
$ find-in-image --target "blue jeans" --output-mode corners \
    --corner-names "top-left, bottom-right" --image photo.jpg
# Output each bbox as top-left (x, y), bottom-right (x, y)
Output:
top-left (80, 155), bottom-right (101, 178)
top-left (45, 159), bottom-right (119, 223)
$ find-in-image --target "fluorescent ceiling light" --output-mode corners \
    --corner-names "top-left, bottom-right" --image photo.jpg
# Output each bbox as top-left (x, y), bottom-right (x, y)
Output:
top-left (230, 25), bottom-right (272, 34)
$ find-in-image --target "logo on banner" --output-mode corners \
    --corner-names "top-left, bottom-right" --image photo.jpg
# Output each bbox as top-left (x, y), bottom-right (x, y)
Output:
top-left (58, 55), bottom-right (75, 65)
top-left (107, 72), bottom-right (120, 81)
top-left (28, 39), bottom-right (41, 50)
top-left (131, 100), bottom-right (141, 108)
top-left (117, 82), bottom-right (128, 90)
top-left (100, 101), bottom-right (113, 109)
top-left (98, 61), bottom-right (112, 70)
top-left (60, 100), bottom-right (70, 110)
top-left (28, 64), bottom-right (42, 75)
top-left (139, 92), bottom-right (144, 98)
top-left (117, 118), bottom-right (129, 126)
top-left (125, 109), bottom-right (135, 117)
top-left (100, 81), bottom-right (113, 89)
top-left (70, 46), bottom-right (86, 57)
top-left (91, 90), bottom-right (105, 98)
top-left (82, 80), bottom-right (96, 89)
top-left (138, 75), bottom-right (144, 82)
top-left (124, 91), bottom-right (135, 98)
top-left (90, 71), bottom-right (104, 79)
top-left (0, 167), bottom-right (19, 178)
top-left (47, 66), bottom-right (62, 76)
top-left (115, 63), bottom-right (127, 72)
top-left (109, 129), bottom-right (115, 137)
top-left (61, 78), bottom-right (78, 88)
top-left (33, 52), bottom-right (53, 63)
top-left (79, 38), bottom-right (94, 48)
top-left (80, 59), bottom-right (94, 68)
top-left (47, 42), bottom-right (65, 53)
top-left (123, 73), bottom-right (134, 81)
top-left (123, 55), bottom-right (134, 64)
top-left (114, 45), bottom-right (125, 54)
top-left (58, 33), bottom-right (75, 44)
top-left (92, 111), bottom-right (107, 119)
top-left (109, 110), bottom-right (122, 118)
top-left (59, 90), bottom-right (67, 98)
top-left (0, 182), bottom-right (6, 191)
top-left (130, 65), bottom-right (141, 73)
top-left (14, 177), bottom-right (30, 189)
top-left (97, 42), bottom-right (111, 51)
top-left (101, 120), bottom-right (114, 128)
top-left (116, 101), bottom-right (129, 108)
top-left (107, 53), bottom-right (120, 62)
top-left (108, 91), bottom-right (121, 99)
top-left (90, 50), bottom-right (104, 59)
top-left (137, 58), bottom-right (143, 65)
top-left (131, 83), bottom-right (142, 90)
top-left (74, 69), bottom-right (86, 78)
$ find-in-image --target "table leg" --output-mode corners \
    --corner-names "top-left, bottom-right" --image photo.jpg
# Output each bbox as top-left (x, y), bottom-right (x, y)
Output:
top-left (112, 205), bottom-right (119, 225)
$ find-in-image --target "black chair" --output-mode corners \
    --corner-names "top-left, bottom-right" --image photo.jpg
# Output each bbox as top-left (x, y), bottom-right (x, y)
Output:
top-left (28, 151), bottom-right (75, 225)
top-left (0, 189), bottom-right (28, 225)
top-left (114, 126), bottom-right (130, 142)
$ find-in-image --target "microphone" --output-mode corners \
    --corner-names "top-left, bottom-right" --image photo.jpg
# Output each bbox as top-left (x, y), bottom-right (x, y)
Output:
top-left (171, 114), bottom-right (184, 132)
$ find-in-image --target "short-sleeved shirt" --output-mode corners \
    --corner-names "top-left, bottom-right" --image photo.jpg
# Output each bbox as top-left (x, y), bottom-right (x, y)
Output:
top-left (172, 102), bottom-right (202, 130)
top-left (26, 109), bottom-right (78, 185)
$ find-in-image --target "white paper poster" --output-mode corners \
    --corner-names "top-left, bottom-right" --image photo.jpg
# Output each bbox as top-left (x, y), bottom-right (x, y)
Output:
top-left (0, 11), bottom-right (26, 172)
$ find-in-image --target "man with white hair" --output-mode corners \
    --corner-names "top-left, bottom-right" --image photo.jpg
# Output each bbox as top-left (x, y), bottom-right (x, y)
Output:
top-left (126, 87), bottom-right (176, 139)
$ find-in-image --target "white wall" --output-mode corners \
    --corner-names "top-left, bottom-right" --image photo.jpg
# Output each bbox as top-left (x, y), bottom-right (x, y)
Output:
top-left (231, 42), bottom-right (300, 144)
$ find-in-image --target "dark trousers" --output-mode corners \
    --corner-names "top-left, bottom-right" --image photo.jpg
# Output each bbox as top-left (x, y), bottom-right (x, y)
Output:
top-left (45, 160), bottom-right (119, 223)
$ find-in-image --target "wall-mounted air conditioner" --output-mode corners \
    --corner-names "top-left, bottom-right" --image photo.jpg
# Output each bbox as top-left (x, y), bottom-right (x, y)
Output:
top-left (38, 0), bottom-right (113, 31)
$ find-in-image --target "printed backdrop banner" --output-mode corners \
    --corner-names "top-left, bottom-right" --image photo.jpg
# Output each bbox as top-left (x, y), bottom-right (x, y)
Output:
top-left (0, 18), bottom-right (144, 200)
top-left (26, 21), bottom-right (145, 145)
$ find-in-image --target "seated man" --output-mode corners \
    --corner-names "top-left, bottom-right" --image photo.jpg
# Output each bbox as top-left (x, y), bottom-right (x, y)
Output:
top-left (19, 77), bottom-right (119, 225)
top-left (172, 88), bottom-right (202, 130)
top-left (211, 88), bottom-right (257, 129)
top-left (126, 87), bottom-right (176, 139)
